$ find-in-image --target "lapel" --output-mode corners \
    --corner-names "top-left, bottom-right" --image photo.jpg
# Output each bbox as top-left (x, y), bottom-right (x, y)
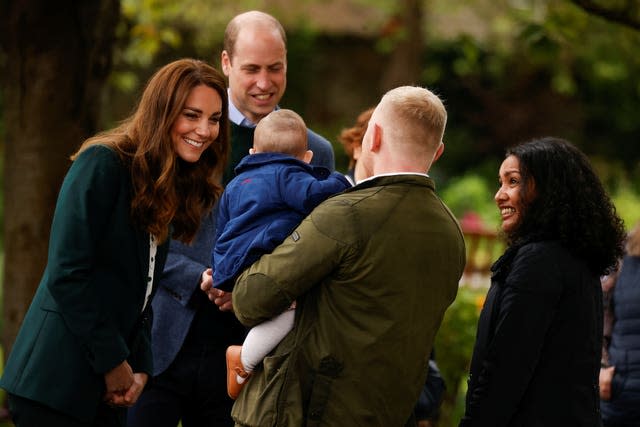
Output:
top-left (135, 229), bottom-right (150, 294)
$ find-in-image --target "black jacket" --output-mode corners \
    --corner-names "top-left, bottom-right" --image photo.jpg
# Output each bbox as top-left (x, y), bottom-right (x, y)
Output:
top-left (601, 255), bottom-right (640, 424)
top-left (460, 240), bottom-right (603, 427)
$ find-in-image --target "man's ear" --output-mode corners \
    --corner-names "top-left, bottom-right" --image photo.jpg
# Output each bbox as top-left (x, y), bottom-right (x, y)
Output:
top-left (221, 51), bottom-right (231, 76)
top-left (371, 123), bottom-right (382, 153)
top-left (433, 142), bottom-right (445, 163)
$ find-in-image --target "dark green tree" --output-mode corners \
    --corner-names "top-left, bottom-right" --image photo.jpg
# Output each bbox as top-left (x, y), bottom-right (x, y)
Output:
top-left (0, 0), bottom-right (120, 354)
top-left (570, 0), bottom-right (640, 30)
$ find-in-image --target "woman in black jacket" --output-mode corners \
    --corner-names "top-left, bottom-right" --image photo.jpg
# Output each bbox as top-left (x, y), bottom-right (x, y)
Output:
top-left (459, 137), bottom-right (626, 426)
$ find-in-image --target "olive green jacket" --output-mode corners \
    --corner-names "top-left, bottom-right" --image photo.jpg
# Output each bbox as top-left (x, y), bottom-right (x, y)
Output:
top-left (231, 174), bottom-right (466, 426)
top-left (0, 145), bottom-right (168, 422)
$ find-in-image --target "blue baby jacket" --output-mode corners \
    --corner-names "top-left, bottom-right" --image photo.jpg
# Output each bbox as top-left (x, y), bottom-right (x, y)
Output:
top-left (213, 152), bottom-right (350, 291)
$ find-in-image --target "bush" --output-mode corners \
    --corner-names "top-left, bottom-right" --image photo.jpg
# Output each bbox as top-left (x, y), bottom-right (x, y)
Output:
top-left (434, 285), bottom-right (487, 426)
top-left (440, 174), bottom-right (500, 229)
top-left (612, 183), bottom-right (640, 230)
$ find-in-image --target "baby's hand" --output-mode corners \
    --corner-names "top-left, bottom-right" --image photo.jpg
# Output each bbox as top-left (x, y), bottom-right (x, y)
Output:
top-left (200, 268), bottom-right (214, 293)
top-left (200, 268), bottom-right (233, 311)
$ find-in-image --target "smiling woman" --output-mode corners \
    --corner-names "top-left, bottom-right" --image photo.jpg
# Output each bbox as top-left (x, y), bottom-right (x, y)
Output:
top-left (460, 137), bottom-right (626, 427)
top-left (0, 58), bottom-right (230, 427)
top-left (171, 84), bottom-right (223, 164)
top-left (494, 155), bottom-right (536, 235)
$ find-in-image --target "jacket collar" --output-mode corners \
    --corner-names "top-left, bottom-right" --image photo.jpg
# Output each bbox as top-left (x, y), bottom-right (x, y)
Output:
top-left (490, 244), bottom-right (521, 281)
top-left (347, 174), bottom-right (435, 193)
top-left (234, 152), bottom-right (331, 179)
top-left (490, 236), bottom-right (554, 280)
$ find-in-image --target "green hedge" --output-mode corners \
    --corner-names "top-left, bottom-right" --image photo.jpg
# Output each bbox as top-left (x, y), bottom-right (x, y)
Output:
top-left (434, 284), bottom-right (487, 426)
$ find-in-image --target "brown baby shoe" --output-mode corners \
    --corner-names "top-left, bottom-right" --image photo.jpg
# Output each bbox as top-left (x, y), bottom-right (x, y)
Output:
top-left (226, 345), bottom-right (251, 399)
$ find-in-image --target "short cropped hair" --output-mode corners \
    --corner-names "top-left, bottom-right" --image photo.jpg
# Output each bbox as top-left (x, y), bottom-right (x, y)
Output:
top-left (380, 86), bottom-right (447, 151)
top-left (223, 11), bottom-right (287, 60)
top-left (254, 109), bottom-right (308, 157)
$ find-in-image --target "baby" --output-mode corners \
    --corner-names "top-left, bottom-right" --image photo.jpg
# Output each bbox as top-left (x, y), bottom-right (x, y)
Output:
top-left (212, 109), bottom-right (350, 399)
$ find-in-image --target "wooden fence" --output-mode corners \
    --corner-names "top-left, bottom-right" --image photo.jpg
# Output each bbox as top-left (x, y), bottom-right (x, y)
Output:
top-left (459, 212), bottom-right (504, 286)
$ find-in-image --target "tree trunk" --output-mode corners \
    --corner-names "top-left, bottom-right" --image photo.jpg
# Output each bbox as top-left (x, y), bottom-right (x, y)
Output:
top-left (0, 0), bottom-right (120, 355)
top-left (379, 0), bottom-right (425, 92)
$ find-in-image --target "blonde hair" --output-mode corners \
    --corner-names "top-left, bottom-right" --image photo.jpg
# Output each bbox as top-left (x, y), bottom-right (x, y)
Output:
top-left (253, 109), bottom-right (308, 158)
top-left (379, 85), bottom-right (447, 153)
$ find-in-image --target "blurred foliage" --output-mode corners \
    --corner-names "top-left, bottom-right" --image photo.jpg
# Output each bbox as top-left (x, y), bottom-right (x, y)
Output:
top-left (612, 184), bottom-right (640, 230)
top-left (108, 1), bottom-right (640, 180)
top-left (435, 284), bottom-right (487, 427)
top-left (569, 0), bottom-right (640, 31)
top-left (441, 174), bottom-right (501, 229)
top-left (0, 90), bottom-right (3, 252)
top-left (419, 1), bottom-right (640, 232)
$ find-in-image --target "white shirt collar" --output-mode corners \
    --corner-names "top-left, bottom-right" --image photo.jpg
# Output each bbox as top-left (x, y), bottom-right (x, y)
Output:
top-left (227, 91), bottom-right (255, 127)
top-left (356, 172), bottom-right (429, 185)
top-left (227, 89), bottom-right (280, 128)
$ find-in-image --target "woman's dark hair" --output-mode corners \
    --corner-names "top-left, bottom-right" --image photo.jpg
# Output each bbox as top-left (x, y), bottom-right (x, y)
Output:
top-left (506, 137), bottom-right (625, 276)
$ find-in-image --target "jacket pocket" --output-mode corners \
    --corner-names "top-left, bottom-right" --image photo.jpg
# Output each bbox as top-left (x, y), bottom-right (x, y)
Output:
top-left (305, 356), bottom-right (343, 427)
top-left (611, 367), bottom-right (626, 399)
top-left (231, 350), bottom-right (293, 427)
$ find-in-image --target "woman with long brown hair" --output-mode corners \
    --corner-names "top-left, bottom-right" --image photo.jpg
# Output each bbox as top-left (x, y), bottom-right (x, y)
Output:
top-left (0, 58), bottom-right (229, 427)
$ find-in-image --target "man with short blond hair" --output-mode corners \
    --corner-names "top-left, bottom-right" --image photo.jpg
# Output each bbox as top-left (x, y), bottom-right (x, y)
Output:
top-left (224, 85), bottom-right (465, 425)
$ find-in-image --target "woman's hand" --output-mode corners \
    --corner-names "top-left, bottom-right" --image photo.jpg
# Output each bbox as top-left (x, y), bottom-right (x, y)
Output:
top-left (104, 372), bottom-right (148, 407)
top-left (103, 360), bottom-right (135, 406)
top-left (104, 360), bottom-right (134, 396)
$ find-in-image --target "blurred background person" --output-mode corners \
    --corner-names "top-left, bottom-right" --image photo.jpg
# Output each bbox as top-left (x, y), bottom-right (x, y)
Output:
top-left (337, 107), bottom-right (374, 185)
top-left (600, 220), bottom-right (640, 427)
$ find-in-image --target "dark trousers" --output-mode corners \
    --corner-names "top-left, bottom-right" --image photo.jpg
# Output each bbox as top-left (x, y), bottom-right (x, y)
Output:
top-left (127, 337), bottom-right (235, 427)
top-left (8, 393), bottom-right (125, 427)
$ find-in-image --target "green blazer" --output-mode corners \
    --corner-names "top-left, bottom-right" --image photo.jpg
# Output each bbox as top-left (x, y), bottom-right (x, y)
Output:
top-left (0, 145), bottom-right (168, 422)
